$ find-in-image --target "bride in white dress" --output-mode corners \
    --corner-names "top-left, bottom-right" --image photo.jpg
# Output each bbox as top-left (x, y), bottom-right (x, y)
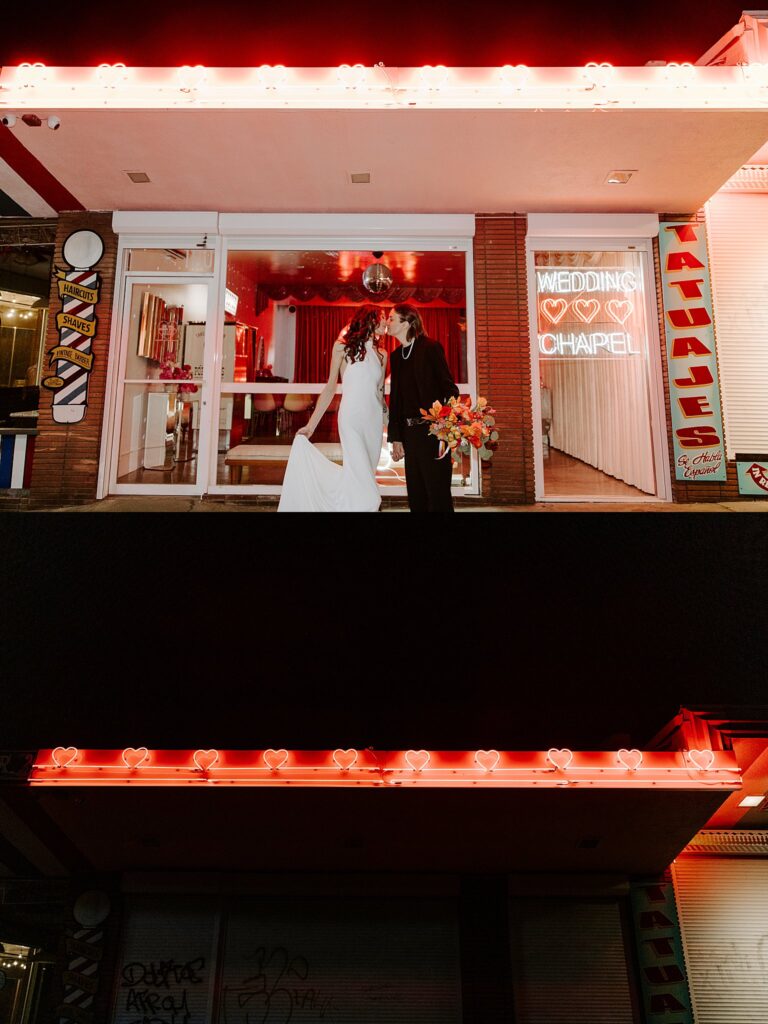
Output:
top-left (278, 305), bottom-right (388, 512)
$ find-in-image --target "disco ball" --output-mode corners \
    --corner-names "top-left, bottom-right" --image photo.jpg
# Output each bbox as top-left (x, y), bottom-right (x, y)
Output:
top-left (362, 263), bottom-right (393, 294)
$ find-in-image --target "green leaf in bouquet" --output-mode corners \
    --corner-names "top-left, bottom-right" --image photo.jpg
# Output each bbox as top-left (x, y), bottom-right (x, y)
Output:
top-left (479, 446), bottom-right (494, 460)
top-left (483, 416), bottom-right (496, 427)
top-left (491, 430), bottom-right (499, 441)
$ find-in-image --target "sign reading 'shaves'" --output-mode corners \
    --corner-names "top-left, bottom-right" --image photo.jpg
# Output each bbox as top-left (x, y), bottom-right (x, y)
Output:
top-left (659, 222), bottom-right (726, 481)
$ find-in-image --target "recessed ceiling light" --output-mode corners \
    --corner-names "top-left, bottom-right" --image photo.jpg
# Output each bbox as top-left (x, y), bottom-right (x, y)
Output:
top-left (349, 172), bottom-right (371, 184)
top-left (739, 795), bottom-right (764, 807)
top-left (605, 170), bottom-right (636, 185)
top-left (126, 171), bottom-right (151, 183)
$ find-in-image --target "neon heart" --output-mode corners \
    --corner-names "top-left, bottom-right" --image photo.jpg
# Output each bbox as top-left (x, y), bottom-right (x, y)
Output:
top-left (193, 748), bottom-right (219, 772)
top-left (405, 749), bottom-right (431, 772)
top-left (122, 747), bottom-right (149, 769)
top-left (333, 748), bottom-right (358, 771)
top-left (263, 748), bottom-right (289, 770)
top-left (617, 748), bottom-right (643, 771)
top-left (572, 298), bottom-right (600, 324)
top-left (547, 748), bottom-right (573, 771)
top-left (475, 749), bottom-right (501, 772)
top-left (540, 298), bottom-right (568, 325)
top-left (606, 299), bottom-right (633, 325)
top-left (52, 746), bottom-right (78, 768)
top-left (688, 749), bottom-right (715, 771)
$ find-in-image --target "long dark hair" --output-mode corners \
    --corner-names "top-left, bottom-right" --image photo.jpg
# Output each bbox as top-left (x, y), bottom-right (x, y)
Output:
top-left (343, 304), bottom-right (382, 363)
top-left (393, 304), bottom-right (426, 343)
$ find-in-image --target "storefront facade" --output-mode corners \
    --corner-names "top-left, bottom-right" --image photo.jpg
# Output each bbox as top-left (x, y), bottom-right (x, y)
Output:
top-left (2, 12), bottom-right (768, 507)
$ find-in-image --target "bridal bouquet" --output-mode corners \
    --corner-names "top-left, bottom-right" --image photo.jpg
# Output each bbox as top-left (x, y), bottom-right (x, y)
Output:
top-left (420, 396), bottom-right (499, 461)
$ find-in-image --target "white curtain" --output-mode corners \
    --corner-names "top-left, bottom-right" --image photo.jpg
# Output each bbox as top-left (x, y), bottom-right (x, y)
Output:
top-left (542, 357), bottom-right (656, 493)
top-left (536, 249), bottom-right (656, 494)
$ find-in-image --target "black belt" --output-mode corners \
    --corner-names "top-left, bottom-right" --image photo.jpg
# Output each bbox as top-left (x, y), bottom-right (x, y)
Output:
top-left (405, 417), bottom-right (425, 427)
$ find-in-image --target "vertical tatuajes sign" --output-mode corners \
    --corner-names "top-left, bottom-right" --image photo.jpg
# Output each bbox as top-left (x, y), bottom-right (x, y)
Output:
top-left (42, 230), bottom-right (104, 424)
top-left (630, 879), bottom-right (694, 1024)
top-left (659, 222), bottom-right (727, 481)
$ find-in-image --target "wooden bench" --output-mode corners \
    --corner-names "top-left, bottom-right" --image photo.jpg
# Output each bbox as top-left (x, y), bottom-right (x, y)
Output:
top-left (224, 443), bottom-right (343, 484)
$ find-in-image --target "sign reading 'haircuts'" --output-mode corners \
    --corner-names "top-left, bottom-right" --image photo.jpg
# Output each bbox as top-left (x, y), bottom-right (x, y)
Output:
top-left (659, 222), bottom-right (727, 481)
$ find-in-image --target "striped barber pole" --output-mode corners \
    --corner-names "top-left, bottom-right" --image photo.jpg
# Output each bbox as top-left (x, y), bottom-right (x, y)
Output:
top-left (49, 270), bottom-right (99, 424)
top-left (0, 433), bottom-right (36, 489)
top-left (57, 925), bottom-right (104, 1024)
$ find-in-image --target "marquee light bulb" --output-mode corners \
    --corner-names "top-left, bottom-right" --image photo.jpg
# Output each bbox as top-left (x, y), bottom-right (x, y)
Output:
top-left (663, 62), bottom-right (696, 87)
top-left (16, 62), bottom-right (48, 88)
top-left (498, 64), bottom-right (530, 90)
top-left (96, 63), bottom-right (128, 88)
top-left (256, 64), bottom-right (288, 90)
top-left (417, 65), bottom-right (449, 90)
top-left (336, 63), bottom-right (368, 89)
top-left (582, 62), bottom-right (615, 88)
top-left (177, 65), bottom-right (208, 92)
top-left (741, 62), bottom-right (768, 89)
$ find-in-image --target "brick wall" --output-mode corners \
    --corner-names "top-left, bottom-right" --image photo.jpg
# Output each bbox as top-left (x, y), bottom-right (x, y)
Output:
top-left (473, 215), bottom-right (535, 504)
top-left (655, 213), bottom-right (758, 503)
top-left (26, 212), bottom-right (118, 508)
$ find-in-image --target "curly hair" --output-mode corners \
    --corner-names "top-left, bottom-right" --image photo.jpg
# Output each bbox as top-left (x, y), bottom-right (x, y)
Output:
top-left (342, 304), bottom-right (383, 364)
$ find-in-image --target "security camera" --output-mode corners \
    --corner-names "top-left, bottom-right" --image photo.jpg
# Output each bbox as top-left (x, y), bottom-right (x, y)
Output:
top-left (21, 113), bottom-right (42, 127)
top-left (288, 304), bottom-right (297, 314)
top-left (47, 115), bottom-right (61, 130)
top-left (372, 251), bottom-right (384, 258)
top-left (1, 114), bottom-right (17, 127)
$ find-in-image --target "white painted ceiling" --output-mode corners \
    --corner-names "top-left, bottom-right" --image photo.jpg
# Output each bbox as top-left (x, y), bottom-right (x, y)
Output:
top-left (10, 106), bottom-right (768, 213)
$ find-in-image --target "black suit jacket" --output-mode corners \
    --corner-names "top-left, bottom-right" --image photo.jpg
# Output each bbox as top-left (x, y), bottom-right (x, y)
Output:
top-left (388, 336), bottom-right (460, 444)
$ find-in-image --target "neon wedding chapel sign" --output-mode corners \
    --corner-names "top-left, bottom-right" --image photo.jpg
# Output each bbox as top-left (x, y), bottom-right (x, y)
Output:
top-left (536, 266), bottom-right (641, 358)
top-left (659, 222), bottom-right (726, 481)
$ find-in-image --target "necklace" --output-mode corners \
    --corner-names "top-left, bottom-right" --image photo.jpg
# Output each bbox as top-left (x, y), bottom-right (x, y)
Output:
top-left (401, 338), bottom-right (415, 361)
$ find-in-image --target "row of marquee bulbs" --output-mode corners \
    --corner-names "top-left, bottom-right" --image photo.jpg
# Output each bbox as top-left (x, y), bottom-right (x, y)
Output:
top-left (46, 746), bottom-right (719, 772)
top-left (11, 61), bottom-right (768, 92)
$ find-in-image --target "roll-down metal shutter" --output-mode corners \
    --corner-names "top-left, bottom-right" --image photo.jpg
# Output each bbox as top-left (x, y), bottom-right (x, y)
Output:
top-left (705, 192), bottom-right (768, 457)
top-left (112, 898), bottom-right (219, 1024)
top-left (509, 898), bottom-right (636, 1024)
top-left (672, 855), bottom-right (768, 1024)
top-left (217, 896), bottom-right (462, 1024)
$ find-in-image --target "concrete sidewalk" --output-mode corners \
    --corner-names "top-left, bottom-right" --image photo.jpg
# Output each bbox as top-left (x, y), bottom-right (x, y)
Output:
top-left (34, 497), bottom-right (768, 512)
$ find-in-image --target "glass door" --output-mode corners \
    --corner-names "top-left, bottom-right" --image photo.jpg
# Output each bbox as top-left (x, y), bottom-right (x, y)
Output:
top-left (108, 276), bottom-right (214, 494)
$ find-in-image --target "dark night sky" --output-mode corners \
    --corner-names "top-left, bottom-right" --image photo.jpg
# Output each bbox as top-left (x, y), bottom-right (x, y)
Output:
top-left (0, 2), bottom-right (749, 68)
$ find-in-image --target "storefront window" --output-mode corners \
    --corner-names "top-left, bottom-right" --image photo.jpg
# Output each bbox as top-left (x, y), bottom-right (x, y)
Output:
top-left (219, 249), bottom-right (470, 491)
top-left (125, 248), bottom-right (215, 274)
top-left (0, 244), bottom-right (52, 430)
top-left (533, 249), bottom-right (658, 498)
top-left (114, 281), bottom-right (209, 486)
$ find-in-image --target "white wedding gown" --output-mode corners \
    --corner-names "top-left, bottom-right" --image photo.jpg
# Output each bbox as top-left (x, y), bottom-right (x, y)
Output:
top-left (278, 340), bottom-right (384, 512)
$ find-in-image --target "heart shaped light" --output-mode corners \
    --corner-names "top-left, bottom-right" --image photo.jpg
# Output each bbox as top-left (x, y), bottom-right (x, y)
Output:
top-left (333, 748), bottom-right (358, 771)
top-left (687, 749), bottom-right (715, 771)
top-left (193, 749), bottom-right (219, 772)
top-left (122, 747), bottom-right (149, 769)
top-left (52, 746), bottom-right (78, 768)
top-left (263, 748), bottom-right (289, 770)
top-left (546, 748), bottom-right (574, 771)
top-left (405, 749), bottom-right (431, 772)
top-left (475, 749), bottom-right (501, 772)
top-left (617, 748), bottom-right (643, 771)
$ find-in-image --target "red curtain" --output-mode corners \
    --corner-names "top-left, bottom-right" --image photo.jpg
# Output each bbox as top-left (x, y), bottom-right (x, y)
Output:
top-left (294, 306), bottom-right (466, 384)
top-left (294, 307), bottom-right (353, 383)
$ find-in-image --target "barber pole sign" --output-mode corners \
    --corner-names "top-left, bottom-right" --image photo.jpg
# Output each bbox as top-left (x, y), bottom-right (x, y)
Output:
top-left (42, 230), bottom-right (104, 424)
top-left (659, 222), bottom-right (726, 481)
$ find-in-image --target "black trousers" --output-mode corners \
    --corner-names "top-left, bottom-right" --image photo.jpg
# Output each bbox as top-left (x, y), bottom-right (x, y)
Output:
top-left (402, 424), bottom-right (455, 513)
